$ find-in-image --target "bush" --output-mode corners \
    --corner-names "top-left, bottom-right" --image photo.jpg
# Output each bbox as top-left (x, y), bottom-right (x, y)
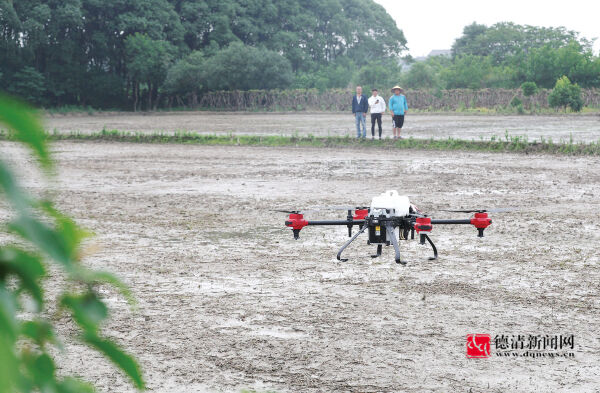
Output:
top-left (357, 61), bottom-right (401, 91)
top-left (204, 42), bottom-right (293, 90)
top-left (521, 81), bottom-right (538, 97)
top-left (510, 96), bottom-right (522, 107)
top-left (5, 67), bottom-right (46, 105)
top-left (548, 76), bottom-right (583, 112)
top-left (163, 51), bottom-right (205, 104)
top-left (402, 62), bottom-right (440, 89)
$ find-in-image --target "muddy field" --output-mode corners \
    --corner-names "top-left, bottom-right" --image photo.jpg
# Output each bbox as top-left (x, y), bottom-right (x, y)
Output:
top-left (45, 112), bottom-right (600, 143)
top-left (2, 140), bottom-right (600, 392)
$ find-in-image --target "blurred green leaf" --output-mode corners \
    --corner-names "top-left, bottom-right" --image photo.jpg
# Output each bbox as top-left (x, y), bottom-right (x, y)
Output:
top-left (84, 333), bottom-right (145, 390)
top-left (0, 94), bottom-right (51, 170)
top-left (0, 247), bottom-right (46, 307)
top-left (1, 94), bottom-right (143, 392)
top-left (32, 353), bottom-right (55, 386)
top-left (61, 293), bottom-right (107, 333)
top-left (0, 284), bottom-right (18, 342)
top-left (8, 214), bottom-right (74, 268)
top-left (0, 332), bottom-right (18, 393)
top-left (20, 320), bottom-right (57, 347)
top-left (56, 377), bottom-right (95, 393)
top-left (0, 285), bottom-right (19, 393)
top-left (76, 269), bottom-right (134, 305)
top-left (40, 201), bottom-right (92, 258)
top-left (0, 161), bottom-right (31, 212)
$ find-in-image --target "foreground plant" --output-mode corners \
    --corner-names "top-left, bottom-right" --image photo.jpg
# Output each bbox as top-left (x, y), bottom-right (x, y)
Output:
top-left (0, 94), bottom-right (144, 392)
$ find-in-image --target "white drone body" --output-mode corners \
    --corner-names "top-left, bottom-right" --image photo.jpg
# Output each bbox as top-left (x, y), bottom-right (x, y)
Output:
top-left (369, 190), bottom-right (411, 218)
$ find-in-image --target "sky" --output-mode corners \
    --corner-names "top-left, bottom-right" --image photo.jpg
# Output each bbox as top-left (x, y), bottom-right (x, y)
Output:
top-left (375, 0), bottom-right (600, 57)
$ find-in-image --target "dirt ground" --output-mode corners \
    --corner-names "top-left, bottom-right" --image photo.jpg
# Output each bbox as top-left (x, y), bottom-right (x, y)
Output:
top-left (45, 112), bottom-right (600, 143)
top-left (1, 140), bottom-right (600, 392)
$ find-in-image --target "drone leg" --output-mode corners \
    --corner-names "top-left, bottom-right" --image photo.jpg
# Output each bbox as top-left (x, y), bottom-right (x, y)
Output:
top-left (336, 223), bottom-right (368, 262)
top-left (371, 244), bottom-right (382, 258)
top-left (423, 234), bottom-right (438, 260)
top-left (385, 224), bottom-right (406, 265)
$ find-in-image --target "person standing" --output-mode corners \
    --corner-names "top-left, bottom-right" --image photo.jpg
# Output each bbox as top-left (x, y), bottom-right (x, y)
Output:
top-left (352, 86), bottom-right (368, 138)
top-left (389, 86), bottom-right (408, 139)
top-left (368, 89), bottom-right (386, 139)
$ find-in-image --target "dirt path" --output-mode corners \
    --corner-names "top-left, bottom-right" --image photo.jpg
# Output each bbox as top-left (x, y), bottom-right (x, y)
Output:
top-left (44, 112), bottom-right (600, 143)
top-left (1, 141), bottom-right (599, 392)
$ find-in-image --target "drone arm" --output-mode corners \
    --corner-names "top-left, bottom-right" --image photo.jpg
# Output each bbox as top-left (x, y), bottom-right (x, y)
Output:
top-left (306, 220), bottom-right (366, 226)
top-left (430, 213), bottom-right (492, 237)
top-left (336, 222), bottom-right (369, 262)
top-left (430, 219), bottom-right (472, 225)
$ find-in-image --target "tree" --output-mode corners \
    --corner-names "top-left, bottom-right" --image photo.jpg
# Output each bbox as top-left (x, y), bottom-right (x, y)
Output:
top-left (0, 94), bottom-right (144, 392)
top-left (521, 81), bottom-right (538, 97)
top-left (203, 42), bottom-right (293, 90)
top-left (356, 60), bottom-right (401, 91)
top-left (125, 33), bottom-right (174, 110)
top-left (5, 67), bottom-right (46, 105)
top-left (520, 81), bottom-right (538, 111)
top-left (402, 62), bottom-right (440, 89)
top-left (452, 22), bottom-right (591, 65)
top-left (163, 51), bottom-right (205, 106)
top-left (548, 76), bottom-right (583, 112)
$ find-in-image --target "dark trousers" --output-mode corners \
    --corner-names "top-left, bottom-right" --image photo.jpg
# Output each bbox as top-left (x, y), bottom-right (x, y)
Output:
top-left (370, 113), bottom-right (382, 137)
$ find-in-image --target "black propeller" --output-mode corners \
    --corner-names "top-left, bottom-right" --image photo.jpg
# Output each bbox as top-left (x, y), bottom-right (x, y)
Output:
top-left (313, 205), bottom-right (370, 211)
top-left (272, 208), bottom-right (324, 214)
top-left (273, 206), bottom-right (369, 214)
top-left (441, 207), bottom-right (518, 213)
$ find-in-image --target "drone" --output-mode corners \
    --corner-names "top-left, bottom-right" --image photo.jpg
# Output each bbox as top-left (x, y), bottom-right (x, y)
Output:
top-left (278, 190), bottom-right (510, 265)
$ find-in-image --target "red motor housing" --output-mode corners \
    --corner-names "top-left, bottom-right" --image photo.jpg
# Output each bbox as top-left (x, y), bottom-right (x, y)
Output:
top-left (414, 217), bottom-right (432, 233)
top-left (415, 217), bottom-right (432, 245)
top-left (353, 209), bottom-right (369, 220)
top-left (470, 212), bottom-right (492, 237)
top-left (285, 213), bottom-right (308, 239)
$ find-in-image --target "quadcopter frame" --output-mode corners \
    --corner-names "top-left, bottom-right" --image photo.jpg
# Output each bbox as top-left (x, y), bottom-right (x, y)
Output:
top-left (285, 209), bottom-right (491, 264)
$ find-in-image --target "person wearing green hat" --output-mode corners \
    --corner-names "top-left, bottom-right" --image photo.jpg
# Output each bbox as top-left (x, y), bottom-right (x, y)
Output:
top-left (388, 86), bottom-right (408, 139)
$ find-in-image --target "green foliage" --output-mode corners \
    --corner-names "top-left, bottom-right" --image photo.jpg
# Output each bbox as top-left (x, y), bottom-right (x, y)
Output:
top-left (203, 42), bottom-right (293, 90)
top-left (440, 55), bottom-right (515, 89)
top-left (548, 76), bottom-right (583, 112)
top-left (452, 22), bottom-right (592, 64)
top-left (521, 81), bottom-right (538, 96)
top-left (20, 129), bottom-right (600, 156)
top-left (292, 60), bottom-right (357, 90)
top-left (356, 60), bottom-right (401, 91)
top-left (1, 0), bottom-right (406, 108)
top-left (164, 51), bottom-right (205, 97)
top-left (521, 42), bottom-right (598, 88)
top-left (402, 62), bottom-right (441, 89)
top-left (125, 33), bottom-right (174, 110)
top-left (510, 96), bottom-right (522, 107)
top-left (5, 67), bottom-right (46, 106)
top-left (0, 94), bottom-right (144, 392)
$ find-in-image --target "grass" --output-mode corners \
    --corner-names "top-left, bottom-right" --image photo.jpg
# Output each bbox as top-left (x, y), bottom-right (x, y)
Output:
top-left (42, 105), bottom-right (600, 115)
top-left (1, 128), bottom-right (599, 156)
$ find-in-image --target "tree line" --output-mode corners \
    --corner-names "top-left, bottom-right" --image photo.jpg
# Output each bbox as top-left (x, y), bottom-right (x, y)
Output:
top-left (401, 23), bottom-right (599, 93)
top-left (0, 0), bottom-right (405, 110)
top-left (1, 1), bottom-right (598, 111)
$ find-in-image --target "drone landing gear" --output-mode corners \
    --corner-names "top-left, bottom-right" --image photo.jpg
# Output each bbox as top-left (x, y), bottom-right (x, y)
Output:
top-left (385, 223), bottom-right (406, 265)
top-left (337, 222), bottom-right (368, 262)
top-left (371, 244), bottom-right (382, 258)
top-left (421, 234), bottom-right (438, 260)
